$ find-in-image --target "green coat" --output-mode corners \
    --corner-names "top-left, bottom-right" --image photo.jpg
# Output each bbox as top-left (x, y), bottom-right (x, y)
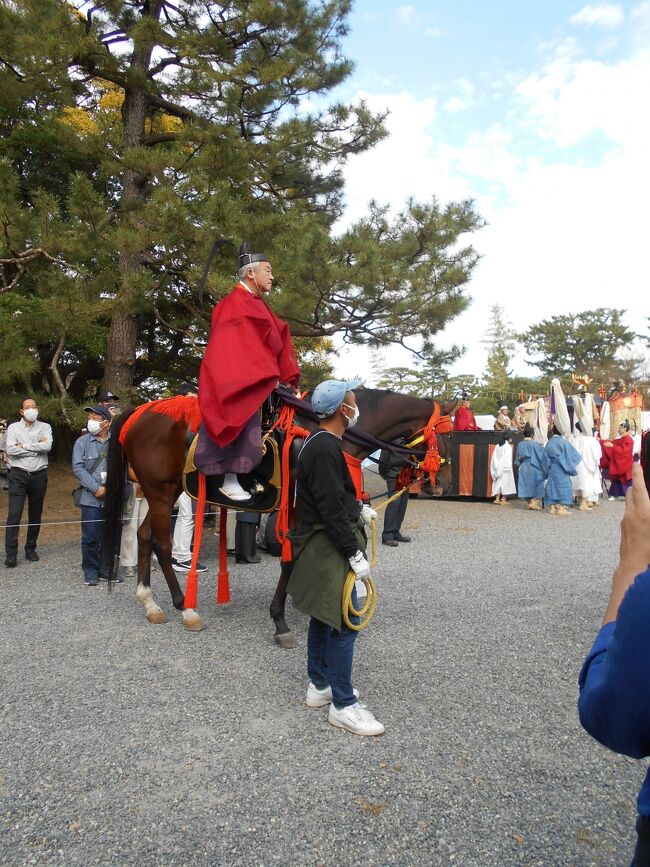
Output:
top-left (287, 521), bottom-right (367, 631)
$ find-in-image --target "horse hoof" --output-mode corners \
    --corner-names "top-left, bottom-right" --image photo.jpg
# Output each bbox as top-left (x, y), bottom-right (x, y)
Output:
top-left (273, 631), bottom-right (297, 649)
top-left (146, 610), bottom-right (168, 624)
top-left (183, 613), bottom-right (205, 632)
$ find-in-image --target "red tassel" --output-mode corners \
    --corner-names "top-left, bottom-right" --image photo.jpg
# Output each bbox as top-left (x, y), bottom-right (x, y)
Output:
top-left (184, 472), bottom-right (206, 609)
top-left (217, 507), bottom-right (230, 605)
top-left (281, 537), bottom-right (292, 563)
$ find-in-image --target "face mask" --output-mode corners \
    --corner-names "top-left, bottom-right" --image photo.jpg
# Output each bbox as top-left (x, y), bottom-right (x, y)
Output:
top-left (87, 419), bottom-right (103, 434)
top-left (23, 408), bottom-right (38, 422)
top-left (342, 403), bottom-right (359, 428)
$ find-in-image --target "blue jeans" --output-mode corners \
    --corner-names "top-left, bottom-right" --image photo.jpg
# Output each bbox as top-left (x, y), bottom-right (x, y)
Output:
top-left (80, 504), bottom-right (105, 581)
top-left (307, 587), bottom-right (360, 709)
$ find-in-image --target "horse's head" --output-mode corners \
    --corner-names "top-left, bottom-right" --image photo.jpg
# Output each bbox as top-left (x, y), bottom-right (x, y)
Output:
top-left (351, 388), bottom-right (455, 495)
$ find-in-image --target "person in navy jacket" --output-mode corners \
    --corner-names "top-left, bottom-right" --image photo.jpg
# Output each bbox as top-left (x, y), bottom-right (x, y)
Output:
top-left (579, 463), bottom-right (650, 866)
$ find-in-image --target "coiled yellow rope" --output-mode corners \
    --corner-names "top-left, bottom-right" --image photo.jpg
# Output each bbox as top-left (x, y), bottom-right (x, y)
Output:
top-left (341, 484), bottom-right (413, 631)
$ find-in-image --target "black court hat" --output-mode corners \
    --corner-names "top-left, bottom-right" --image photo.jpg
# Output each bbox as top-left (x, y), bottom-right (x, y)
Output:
top-left (97, 390), bottom-right (119, 402)
top-left (84, 405), bottom-right (112, 422)
top-left (239, 241), bottom-right (269, 269)
top-left (178, 382), bottom-right (199, 396)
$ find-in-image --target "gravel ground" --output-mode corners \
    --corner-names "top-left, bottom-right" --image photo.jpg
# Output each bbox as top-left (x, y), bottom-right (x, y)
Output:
top-left (0, 485), bottom-right (641, 867)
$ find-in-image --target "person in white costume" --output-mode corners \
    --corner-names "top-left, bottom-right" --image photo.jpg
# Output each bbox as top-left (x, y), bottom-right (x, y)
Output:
top-left (490, 440), bottom-right (517, 504)
top-left (572, 422), bottom-right (603, 509)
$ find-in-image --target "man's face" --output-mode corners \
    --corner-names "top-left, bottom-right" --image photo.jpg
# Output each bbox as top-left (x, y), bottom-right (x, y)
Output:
top-left (462, 400), bottom-right (470, 408)
top-left (340, 391), bottom-right (358, 424)
top-left (20, 399), bottom-right (37, 419)
top-left (88, 412), bottom-right (110, 431)
top-left (248, 261), bottom-right (274, 294)
top-left (99, 399), bottom-right (119, 416)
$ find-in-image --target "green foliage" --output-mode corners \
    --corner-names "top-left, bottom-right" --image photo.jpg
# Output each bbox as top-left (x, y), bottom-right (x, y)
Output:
top-left (0, 0), bottom-right (482, 413)
top-left (375, 345), bottom-right (464, 397)
top-left (482, 305), bottom-right (515, 400)
top-left (520, 308), bottom-right (638, 380)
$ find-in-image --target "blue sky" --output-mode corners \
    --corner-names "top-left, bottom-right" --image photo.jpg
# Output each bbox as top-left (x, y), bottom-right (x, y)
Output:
top-left (330, 2), bottom-right (650, 382)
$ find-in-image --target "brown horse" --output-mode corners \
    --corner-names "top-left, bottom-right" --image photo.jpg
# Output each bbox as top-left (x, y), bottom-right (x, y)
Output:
top-left (102, 390), bottom-right (456, 637)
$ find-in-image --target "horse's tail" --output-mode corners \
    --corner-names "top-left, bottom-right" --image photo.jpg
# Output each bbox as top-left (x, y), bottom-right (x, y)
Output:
top-left (102, 407), bottom-right (136, 582)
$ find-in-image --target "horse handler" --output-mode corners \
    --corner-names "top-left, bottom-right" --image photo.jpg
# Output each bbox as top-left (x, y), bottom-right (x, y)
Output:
top-left (286, 379), bottom-right (384, 737)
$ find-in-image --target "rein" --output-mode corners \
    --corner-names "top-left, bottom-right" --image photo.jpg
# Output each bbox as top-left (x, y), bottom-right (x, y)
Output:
top-left (272, 387), bottom-right (450, 464)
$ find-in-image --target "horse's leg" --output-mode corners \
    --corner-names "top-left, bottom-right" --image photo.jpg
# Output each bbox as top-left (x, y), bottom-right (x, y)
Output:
top-left (134, 511), bottom-right (168, 625)
top-left (146, 483), bottom-right (205, 632)
top-left (270, 561), bottom-right (297, 649)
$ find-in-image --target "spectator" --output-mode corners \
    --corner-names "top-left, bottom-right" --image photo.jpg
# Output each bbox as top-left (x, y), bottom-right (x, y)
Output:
top-left (72, 405), bottom-right (114, 586)
top-left (96, 389), bottom-right (121, 418)
top-left (4, 397), bottom-right (53, 567)
top-left (0, 418), bottom-right (9, 490)
top-left (578, 464), bottom-right (650, 866)
top-left (235, 511), bottom-right (261, 563)
top-left (378, 441), bottom-right (413, 547)
top-left (171, 382), bottom-right (206, 573)
top-left (119, 480), bottom-right (147, 580)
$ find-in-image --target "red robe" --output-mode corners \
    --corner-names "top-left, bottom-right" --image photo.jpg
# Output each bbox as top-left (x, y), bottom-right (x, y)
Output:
top-left (608, 434), bottom-right (634, 482)
top-left (453, 406), bottom-right (481, 431)
top-left (199, 284), bottom-right (300, 447)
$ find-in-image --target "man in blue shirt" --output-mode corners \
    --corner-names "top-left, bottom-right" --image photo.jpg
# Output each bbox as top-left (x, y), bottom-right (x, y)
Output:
top-left (72, 405), bottom-right (117, 586)
top-left (579, 463), bottom-right (650, 865)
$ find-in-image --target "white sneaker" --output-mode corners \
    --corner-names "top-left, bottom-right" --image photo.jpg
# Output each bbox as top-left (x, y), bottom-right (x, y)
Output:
top-left (219, 473), bottom-right (251, 502)
top-left (305, 682), bottom-right (359, 708)
top-left (328, 701), bottom-right (385, 736)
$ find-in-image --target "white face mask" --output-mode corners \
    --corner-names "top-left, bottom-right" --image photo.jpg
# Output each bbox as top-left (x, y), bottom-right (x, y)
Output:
top-left (342, 403), bottom-right (359, 428)
top-left (23, 408), bottom-right (38, 422)
top-left (87, 419), bottom-right (103, 434)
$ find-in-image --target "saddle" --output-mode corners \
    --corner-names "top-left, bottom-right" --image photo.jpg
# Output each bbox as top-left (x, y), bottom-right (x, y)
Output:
top-left (182, 430), bottom-right (284, 513)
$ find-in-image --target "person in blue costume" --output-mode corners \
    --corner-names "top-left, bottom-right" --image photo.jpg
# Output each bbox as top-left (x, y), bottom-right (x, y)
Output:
top-left (514, 423), bottom-right (545, 510)
top-left (541, 425), bottom-right (582, 515)
top-left (578, 463), bottom-right (650, 867)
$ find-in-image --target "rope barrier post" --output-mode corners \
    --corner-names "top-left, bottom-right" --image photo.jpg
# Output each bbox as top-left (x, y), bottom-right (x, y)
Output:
top-left (184, 472), bottom-right (206, 610)
top-left (216, 507), bottom-right (230, 604)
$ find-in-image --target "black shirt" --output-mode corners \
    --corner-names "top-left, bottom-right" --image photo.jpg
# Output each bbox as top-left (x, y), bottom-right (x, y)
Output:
top-left (295, 429), bottom-right (361, 558)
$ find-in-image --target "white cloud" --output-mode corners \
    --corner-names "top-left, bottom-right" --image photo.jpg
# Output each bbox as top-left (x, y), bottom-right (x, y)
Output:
top-left (424, 26), bottom-right (442, 38)
top-left (340, 91), bottom-right (474, 226)
top-left (443, 78), bottom-right (475, 113)
top-left (396, 5), bottom-right (416, 24)
top-left (570, 3), bottom-right (624, 28)
top-left (338, 39), bottom-right (650, 381)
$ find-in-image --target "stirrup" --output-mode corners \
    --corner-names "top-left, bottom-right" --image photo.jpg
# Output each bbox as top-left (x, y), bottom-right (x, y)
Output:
top-left (220, 474), bottom-right (251, 502)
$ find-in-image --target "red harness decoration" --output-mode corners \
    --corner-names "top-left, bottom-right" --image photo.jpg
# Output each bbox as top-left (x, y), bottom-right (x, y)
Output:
top-left (419, 407), bottom-right (453, 482)
top-left (274, 401), bottom-right (310, 563)
top-left (343, 452), bottom-right (365, 500)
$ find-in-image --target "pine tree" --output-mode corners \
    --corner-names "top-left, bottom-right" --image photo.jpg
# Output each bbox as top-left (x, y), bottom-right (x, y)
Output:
top-left (482, 305), bottom-right (516, 406)
top-left (1, 1), bottom-right (484, 410)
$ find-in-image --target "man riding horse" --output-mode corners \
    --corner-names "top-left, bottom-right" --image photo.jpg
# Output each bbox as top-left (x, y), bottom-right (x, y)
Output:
top-left (197, 244), bottom-right (300, 502)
